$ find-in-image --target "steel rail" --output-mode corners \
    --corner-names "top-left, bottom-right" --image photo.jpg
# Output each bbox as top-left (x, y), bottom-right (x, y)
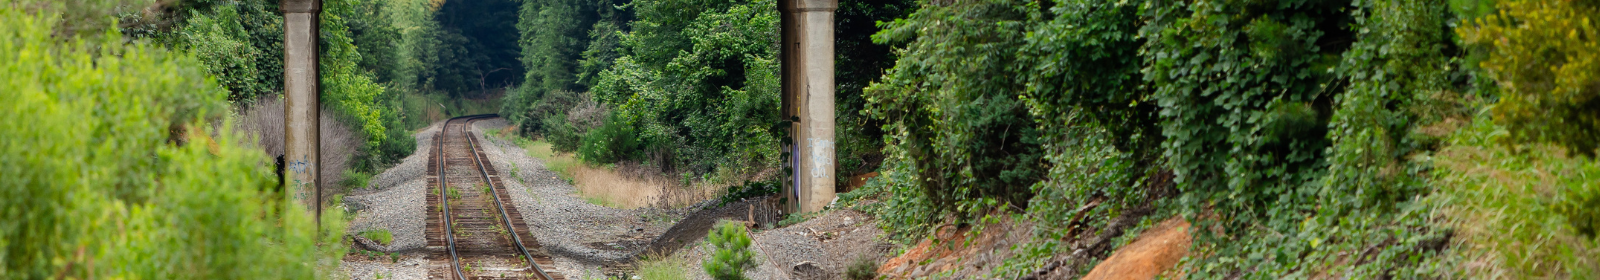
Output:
top-left (436, 118), bottom-right (467, 280)
top-left (435, 114), bottom-right (552, 280)
top-left (461, 116), bottom-right (554, 280)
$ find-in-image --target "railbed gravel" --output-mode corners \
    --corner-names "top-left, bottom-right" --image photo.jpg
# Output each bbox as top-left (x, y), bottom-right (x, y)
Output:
top-left (471, 119), bottom-right (677, 279)
top-left (342, 122), bottom-right (442, 280)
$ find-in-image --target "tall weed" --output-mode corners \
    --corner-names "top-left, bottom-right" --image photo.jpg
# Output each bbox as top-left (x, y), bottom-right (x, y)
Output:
top-left (1435, 111), bottom-right (1600, 278)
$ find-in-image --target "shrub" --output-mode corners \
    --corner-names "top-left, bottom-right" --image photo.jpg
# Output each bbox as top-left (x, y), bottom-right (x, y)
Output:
top-left (865, 0), bottom-right (1047, 226)
top-left (343, 170), bottom-right (374, 190)
top-left (578, 112), bottom-right (644, 164)
top-left (1456, 0), bottom-right (1600, 157)
top-left (702, 221), bottom-right (756, 280)
top-left (0, 6), bottom-right (338, 278)
top-left (1142, 0), bottom-right (1351, 230)
top-left (543, 113), bottom-right (583, 152)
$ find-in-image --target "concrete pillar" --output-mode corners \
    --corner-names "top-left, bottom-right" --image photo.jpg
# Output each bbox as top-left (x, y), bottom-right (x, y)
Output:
top-left (282, 0), bottom-right (321, 222)
top-left (780, 0), bottom-right (837, 213)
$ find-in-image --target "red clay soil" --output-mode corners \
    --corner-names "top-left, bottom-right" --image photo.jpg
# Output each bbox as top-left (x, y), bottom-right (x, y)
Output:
top-left (1080, 217), bottom-right (1191, 280)
top-left (876, 219), bottom-right (1033, 279)
top-left (843, 172), bottom-right (879, 193)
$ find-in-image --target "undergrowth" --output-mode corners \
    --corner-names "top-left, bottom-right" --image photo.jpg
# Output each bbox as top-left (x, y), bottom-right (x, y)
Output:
top-left (360, 229), bottom-right (394, 246)
top-left (1433, 110), bottom-right (1600, 278)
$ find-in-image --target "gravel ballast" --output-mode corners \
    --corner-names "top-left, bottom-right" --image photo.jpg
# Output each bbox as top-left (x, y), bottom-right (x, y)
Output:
top-left (341, 123), bottom-right (443, 279)
top-left (471, 119), bottom-right (676, 279)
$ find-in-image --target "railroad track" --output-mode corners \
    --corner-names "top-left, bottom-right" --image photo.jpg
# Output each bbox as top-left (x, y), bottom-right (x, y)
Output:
top-left (425, 115), bottom-right (561, 280)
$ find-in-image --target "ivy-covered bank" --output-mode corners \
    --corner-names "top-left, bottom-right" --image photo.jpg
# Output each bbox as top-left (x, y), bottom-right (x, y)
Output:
top-left (854, 0), bottom-right (1599, 277)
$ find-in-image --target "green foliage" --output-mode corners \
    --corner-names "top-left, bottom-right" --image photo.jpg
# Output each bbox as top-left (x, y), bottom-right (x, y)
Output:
top-left (637, 254), bottom-right (690, 280)
top-left (1457, 0), bottom-right (1600, 157)
top-left (832, 0), bottom-right (915, 181)
top-left (433, 0), bottom-right (525, 95)
top-left (344, 170), bottom-right (374, 189)
top-left (1018, 0), bottom-right (1160, 156)
top-left (321, 0), bottom-right (392, 151)
top-left (1142, 0), bottom-right (1350, 231)
top-left (860, 0), bottom-right (1476, 277)
top-left (718, 180), bottom-right (781, 207)
top-left (518, 0), bottom-right (601, 95)
top-left (579, 113), bottom-right (646, 164)
top-left (504, 89), bottom-right (591, 137)
top-left (865, 0), bottom-right (1046, 226)
top-left (141, 0), bottom-right (417, 172)
top-left (171, 4), bottom-right (274, 101)
top-left (134, 0), bottom-right (286, 102)
top-left (1558, 181), bottom-right (1600, 239)
top-left (0, 6), bottom-right (338, 278)
top-left (588, 0), bottom-right (784, 177)
top-left (702, 221), bottom-right (755, 280)
top-left (361, 229), bottom-right (395, 245)
top-left (1436, 110), bottom-right (1600, 277)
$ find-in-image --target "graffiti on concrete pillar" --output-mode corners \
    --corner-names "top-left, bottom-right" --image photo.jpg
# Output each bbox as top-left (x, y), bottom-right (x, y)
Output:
top-left (808, 138), bottom-right (833, 178)
top-left (287, 154), bottom-right (315, 204)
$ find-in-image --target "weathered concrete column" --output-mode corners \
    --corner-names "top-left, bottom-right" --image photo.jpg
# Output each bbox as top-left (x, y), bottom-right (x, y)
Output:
top-left (780, 0), bottom-right (837, 213)
top-left (282, 0), bottom-right (321, 223)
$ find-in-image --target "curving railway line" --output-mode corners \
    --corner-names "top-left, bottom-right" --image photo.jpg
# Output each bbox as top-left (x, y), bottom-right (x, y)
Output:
top-left (425, 115), bottom-right (562, 280)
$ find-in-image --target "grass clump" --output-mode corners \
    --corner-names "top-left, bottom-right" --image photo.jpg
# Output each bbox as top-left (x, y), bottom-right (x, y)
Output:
top-left (1434, 112), bottom-right (1600, 278)
top-left (845, 256), bottom-right (878, 280)
top-left (703, 221), bottom-right (756, 280)
top-left (636, 253), bottom-right (690, 280)
top-left (360, 229), bottom-right (394, 246)
top-left (342, 170), bottom-right (373, 190)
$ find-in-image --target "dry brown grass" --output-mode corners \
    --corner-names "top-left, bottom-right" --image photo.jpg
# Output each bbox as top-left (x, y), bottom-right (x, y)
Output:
top-left (231, 97), bottom-right (363, 195)
top-left (507, 131), bottom-right (736, 209)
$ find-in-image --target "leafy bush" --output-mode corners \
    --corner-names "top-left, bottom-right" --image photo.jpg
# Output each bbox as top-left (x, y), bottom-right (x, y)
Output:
top-left (1142, 0), bottom-right (1350, 230)
top-left (865, 0), bottom-right (1047, 225)
top-left (171, 4), bottom-right (273, 101)
top-left (578, 113), bottom-right (645, 164)
top-left (588, 0), bottom-right (783, 177)
top-left (702, 221), bottom-right (756, 280)
top-left (0, 6), bottom-right (338, 278)
top-left (1456, 0), bottom-right (1600, 157)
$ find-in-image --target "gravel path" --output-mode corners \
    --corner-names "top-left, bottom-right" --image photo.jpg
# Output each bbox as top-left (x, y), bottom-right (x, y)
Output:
top-left (344, 122), bottom-right (442, 252)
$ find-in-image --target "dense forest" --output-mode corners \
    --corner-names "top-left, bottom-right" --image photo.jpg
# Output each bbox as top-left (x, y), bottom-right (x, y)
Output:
top-left (2, 0), bottom-right (1597, 278)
